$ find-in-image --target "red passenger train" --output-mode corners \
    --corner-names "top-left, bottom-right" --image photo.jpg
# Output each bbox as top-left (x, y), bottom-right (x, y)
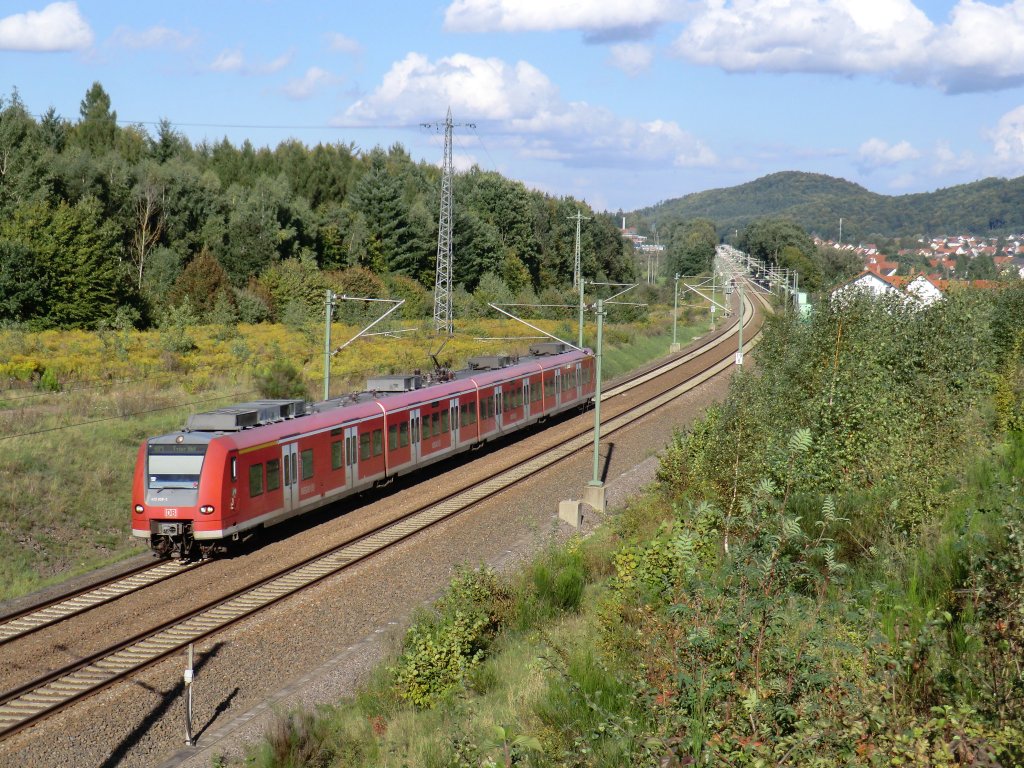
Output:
top-left (132, 344), bottom-right (595, 558)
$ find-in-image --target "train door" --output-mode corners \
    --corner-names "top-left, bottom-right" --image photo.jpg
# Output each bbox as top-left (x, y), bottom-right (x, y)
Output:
top-left (281, 442), bottom-right (299, 512)
top-left (554, 369), bottom-right (562, 408)
top-left (450, 399), bottom-right (460, 448)
top-left (575, 363), bottom-right (582, 400)
top-left (344, 426), bottom-right (358, 487)
top-left (495, 387), bottom-right (503, 431)
top-left (523, 381), bottom-right (530, 420)
top-left (410, 409), bottom-right (421, 464)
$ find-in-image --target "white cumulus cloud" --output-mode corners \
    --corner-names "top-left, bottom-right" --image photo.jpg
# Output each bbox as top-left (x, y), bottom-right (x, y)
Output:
top-left (0, 1), bottom-right (92, 51)
top-left (342, 52), bottom-right (715, 170)
top-left (858, 138), bottom-right (920, 167)
top-left (111, 25), bottom-right (195, 50)
top-left (345, 52), bottom-right (560, 122)
top-left (210, 48), bottom-right (244, 72)
top-left (283, 66), bottom-right (336, 100)
top-left (990, 105), bottom-right (1024, 166)
top-left (444, 0), bottom-right (679, 36)
top-left (209, 48), bottom-right (292, 75)
top-left (932, 140), bottom-right (976, 174)
top-left (673, 0), bottom-right (1024, 93)
top-left (327, 32), bottom-right (363, 55)
top-left (929, 1), bottom-right (1024, 92)
top-left (675, 0), bottom-right (932, 76)
top-left (608, 43), bottom-right (654, 76)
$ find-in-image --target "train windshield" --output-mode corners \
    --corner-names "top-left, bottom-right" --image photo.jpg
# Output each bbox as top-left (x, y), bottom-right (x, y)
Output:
top-left (147, 443), bottom-right (207, 489)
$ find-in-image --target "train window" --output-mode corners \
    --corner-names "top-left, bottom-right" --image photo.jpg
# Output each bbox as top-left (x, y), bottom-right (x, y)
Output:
top-left (422, 414), bottom-right (432, 439)
top-left (373, 429), bottom-right (383, 456)
top-left (147, 442), bottom-right (207, 489)
top-left (460, 403), bottom-right (468, 427)
top-left (301, 449), bottom-right (314, 480)
top-left (360, 433), bottom-right (371, 461)
top-left (249, 463), bottom-right (263, 497)
top-left (388, 424), bottom-right (399, 450)
top-left (441, 409), bottom-right (449, 433)
top-left (531, 383), bottom-right (541, 403)
top-left (267, 459), bottom-right (280, 491)
top-left (331, 440), bottom-right (343, 470)
top-left (432, 412), bottom-right (440, 434)
top-left (331, 427), bottom-right (342, 436)
top-left (399, 421), bottom-right (409, 447)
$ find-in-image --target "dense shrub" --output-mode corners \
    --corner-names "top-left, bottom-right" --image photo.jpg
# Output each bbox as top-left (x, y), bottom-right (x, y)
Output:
top-left (391, 567), bottom-right (512, 708)
top-left (254, 358), bottom-right (308, 400)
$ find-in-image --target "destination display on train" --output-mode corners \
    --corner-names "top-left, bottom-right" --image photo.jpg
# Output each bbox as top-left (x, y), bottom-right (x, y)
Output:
top-left (149, 444), bottom-right (208, 455)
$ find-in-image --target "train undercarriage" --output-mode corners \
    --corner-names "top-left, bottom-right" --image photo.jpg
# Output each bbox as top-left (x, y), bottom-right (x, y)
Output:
top-left (149, 520), bottom-right (219, 560)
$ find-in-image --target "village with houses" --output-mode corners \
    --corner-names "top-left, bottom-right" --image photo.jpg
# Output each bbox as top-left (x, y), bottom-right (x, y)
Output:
top-left (819, 234), bottom-right (1024, 305)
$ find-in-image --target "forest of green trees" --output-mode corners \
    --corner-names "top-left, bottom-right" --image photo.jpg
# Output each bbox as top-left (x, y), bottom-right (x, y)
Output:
top-left (0, 83), bottom-right (644, 331)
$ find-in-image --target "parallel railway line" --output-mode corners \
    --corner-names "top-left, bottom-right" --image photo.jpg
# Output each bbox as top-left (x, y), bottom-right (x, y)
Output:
top-left (0, 289), bottom-right (766, 741)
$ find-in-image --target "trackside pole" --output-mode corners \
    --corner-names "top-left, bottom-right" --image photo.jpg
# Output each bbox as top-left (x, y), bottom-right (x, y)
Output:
top-left (583, 299), bottom-right (606, 513)
top-left (670, 273), bottom-right (680, 353)
top-left (736, 281), bottom-right (744, 366)
top-left (184, 643), bottom-right (195, 746)
top-left (577, 278), bottom-right (585, 350)
top-left (324, 289), bottom-right (333, 400)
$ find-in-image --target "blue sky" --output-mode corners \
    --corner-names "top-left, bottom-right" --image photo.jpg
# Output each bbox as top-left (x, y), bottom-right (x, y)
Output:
top-left (3, 1), bottom-right (1024, 213)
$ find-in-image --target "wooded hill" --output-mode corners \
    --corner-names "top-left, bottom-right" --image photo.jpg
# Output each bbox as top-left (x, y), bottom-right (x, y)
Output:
top-left (635, 171), bottom-right (1024, 241)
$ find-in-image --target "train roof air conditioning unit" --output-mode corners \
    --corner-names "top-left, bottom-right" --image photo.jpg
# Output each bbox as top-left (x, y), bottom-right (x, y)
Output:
top-left (186, 399), bottom-right (306, 431)
top-left (529, 342), bottom-right (569, 356)
top-left (467, 355), bottom-right (515, 370)
top-left (367, 374), bottom-right (423, 392)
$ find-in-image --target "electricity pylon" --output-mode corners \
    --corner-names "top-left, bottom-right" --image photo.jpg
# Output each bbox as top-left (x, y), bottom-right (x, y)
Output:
top-left (568, 209), bottom-right (590, 292)
top-left (422, 107), bottom-right (474, 336)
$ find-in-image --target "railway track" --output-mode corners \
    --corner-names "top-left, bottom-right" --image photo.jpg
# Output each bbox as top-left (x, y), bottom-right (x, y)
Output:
top-left (0, 560), bottom-right (202, 646)
top-left (0, 289), bottom-right (766, 741)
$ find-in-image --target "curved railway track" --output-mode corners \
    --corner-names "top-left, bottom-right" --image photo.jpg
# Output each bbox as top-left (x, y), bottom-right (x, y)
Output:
top-left (0, 287), bottom-right (768, 741)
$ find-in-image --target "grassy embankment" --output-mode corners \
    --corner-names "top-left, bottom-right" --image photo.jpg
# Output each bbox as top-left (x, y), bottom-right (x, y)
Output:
top-left (0, 301), bottom-right (714, 602)
top-left (236, 287), bottom-right (1024, 767)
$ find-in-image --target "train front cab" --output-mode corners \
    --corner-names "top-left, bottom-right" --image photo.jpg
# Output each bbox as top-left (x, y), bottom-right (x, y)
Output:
top-left (132, 434), bottom-right (228, 559)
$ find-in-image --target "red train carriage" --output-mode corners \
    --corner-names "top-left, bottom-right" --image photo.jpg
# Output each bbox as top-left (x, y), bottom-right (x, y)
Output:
top-left (132, 344), bottom-right (595, 558)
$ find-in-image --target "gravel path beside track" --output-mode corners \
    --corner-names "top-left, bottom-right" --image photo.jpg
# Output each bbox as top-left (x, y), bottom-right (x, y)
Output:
top-left (0, 336), bottom-right (739, 768)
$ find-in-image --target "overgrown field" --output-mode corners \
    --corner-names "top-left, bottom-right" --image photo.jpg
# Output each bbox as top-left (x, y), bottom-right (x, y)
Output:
top-left (239, 285), bottom-right (1024, 767)
top-left (0, 304), bottom-right (711, 602)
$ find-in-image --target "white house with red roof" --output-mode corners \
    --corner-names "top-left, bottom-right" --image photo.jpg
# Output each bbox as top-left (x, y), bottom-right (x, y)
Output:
top-left (831, 270), bottom-right (944, 307)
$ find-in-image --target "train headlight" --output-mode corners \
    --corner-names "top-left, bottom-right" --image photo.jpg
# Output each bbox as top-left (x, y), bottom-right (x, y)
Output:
top-left (134, 504), bottom-right (144, 514)
top-left (199, 505), bottom-right (215, 515)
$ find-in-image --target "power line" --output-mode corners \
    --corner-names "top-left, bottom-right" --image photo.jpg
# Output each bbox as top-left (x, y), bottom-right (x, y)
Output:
top-left (0, 371), bottom-right (183, 403)
top-left (467, 124), bottom-right (501, 173)
top-left (0, 388), bottom-right (258, 442)
top-left (30, 112), bottom-right (424, 133)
